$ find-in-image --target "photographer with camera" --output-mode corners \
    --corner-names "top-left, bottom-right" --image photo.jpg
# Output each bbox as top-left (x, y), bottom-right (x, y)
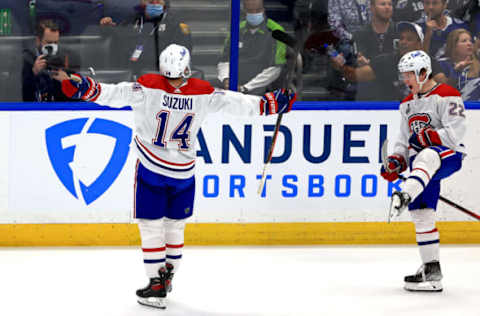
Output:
top-left (22, 19), bottom-right (80, 102)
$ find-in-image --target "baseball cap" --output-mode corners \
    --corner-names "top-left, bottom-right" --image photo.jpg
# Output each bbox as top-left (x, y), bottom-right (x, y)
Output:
top-left (397, 22), bottom-right (424, 43)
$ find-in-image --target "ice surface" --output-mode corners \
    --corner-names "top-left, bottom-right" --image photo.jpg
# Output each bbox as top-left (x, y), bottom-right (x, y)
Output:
top-left (0, 245), bottom-right (478, 316)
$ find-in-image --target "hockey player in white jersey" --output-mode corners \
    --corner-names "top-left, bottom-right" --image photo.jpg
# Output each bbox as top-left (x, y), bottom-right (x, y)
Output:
top-left (380, 50), bottom-right (466, 292)
top-left (54, 44), bottom-right (296, 309)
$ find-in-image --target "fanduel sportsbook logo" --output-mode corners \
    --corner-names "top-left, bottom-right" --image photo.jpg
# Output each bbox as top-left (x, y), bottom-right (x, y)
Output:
top-left (45, 118), bottom-right (132, 205)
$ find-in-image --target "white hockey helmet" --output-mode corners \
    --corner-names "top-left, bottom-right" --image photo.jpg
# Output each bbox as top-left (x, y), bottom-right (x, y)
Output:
top-left (398, 50), bottom-right (432, 90)
top-left (159, 44), bottom-right (191, 79)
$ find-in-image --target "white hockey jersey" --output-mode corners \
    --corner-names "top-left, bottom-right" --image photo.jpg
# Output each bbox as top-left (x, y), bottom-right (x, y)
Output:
top-left (94, 74), bottom-right (262, 179)
top-left (393, 83), bottom-right (467, 161)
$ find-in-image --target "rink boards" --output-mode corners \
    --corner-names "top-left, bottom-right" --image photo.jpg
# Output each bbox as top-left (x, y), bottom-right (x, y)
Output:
top-left (0, 101), bottom-right (478, 245)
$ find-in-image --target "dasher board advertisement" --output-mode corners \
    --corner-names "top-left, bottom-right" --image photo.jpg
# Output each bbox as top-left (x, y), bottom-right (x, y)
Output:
top-left (3, 108), bottom-right (477, 223)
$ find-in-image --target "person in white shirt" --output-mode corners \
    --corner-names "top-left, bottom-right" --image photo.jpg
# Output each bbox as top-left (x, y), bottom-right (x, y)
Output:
top-left (53, 43), bottom-right (296, 309)
top-left (381, 50), bottom-right (466, 292)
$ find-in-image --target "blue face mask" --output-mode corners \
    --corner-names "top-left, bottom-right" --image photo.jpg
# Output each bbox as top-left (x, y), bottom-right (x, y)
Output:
top-left (246, 12), bottom-right (264, 26)
top-left (145, 3), bottom-right (164, 18)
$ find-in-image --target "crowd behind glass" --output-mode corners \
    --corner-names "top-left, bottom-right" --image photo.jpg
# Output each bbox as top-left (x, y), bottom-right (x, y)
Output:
top-left (0, 0), bottom-right (479, 102)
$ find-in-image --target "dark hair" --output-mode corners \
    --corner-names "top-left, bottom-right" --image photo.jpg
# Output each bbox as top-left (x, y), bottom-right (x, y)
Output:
top-left (35, 19), bottom-right (60, 39)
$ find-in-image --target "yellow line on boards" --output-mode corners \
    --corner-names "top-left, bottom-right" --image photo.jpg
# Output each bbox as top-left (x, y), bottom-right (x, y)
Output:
top-left (0, 222), bottom-right (479, 246)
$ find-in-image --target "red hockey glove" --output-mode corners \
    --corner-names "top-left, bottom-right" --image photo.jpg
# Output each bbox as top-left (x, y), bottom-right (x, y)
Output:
top-left (260, 88), bottom-right (296, 115)
top-left (380, 154), bottom-right (407, 182)
top-left (61, 73), bottom-right (101, 102)
top-left (409, 126), bottom-right (442, 152)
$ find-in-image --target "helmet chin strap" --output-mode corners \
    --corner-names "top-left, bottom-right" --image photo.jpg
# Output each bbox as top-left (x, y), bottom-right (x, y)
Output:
top-left (415, 71), bottom-right (429, 94)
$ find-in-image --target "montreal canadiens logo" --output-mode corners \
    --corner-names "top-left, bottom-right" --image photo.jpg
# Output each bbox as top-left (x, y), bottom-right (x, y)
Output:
top-left (408, 113), bottom-right (431, 133)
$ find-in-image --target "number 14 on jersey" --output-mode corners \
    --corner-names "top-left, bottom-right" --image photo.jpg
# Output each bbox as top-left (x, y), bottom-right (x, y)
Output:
top-left (153, 111), bottom-right (195, 150)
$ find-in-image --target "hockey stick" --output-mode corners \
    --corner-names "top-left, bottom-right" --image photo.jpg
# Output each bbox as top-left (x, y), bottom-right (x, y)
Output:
top-left (257, 30), bottom-right (298, 195)
top-left (381, 139), bottom-right (480, 221)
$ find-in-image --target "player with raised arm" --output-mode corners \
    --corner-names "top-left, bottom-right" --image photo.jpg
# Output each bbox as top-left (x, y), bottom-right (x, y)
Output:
top-left (380, 50), bottom-right (466, 292)
top-left (53, 44), bottom-right (296, 309)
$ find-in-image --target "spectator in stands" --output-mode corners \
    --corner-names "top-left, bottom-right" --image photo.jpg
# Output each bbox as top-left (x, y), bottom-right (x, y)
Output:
top-left (392, 0), bottom-right (425, 22)
top-left (419, 0), bottom-right (468, 60)
top-left (438, 28), bottom-right (480, 100)
top-left (294, 0), bottom-right (334, 73)
top-left (99, 0), bottom-right (192, 78)
top-left (22, 19), bottom-right (80, 101)
top-left (354, 0), bottom-right (397, 62)
top-left (217, 0), bottom-right (286, 95)
top-left (447, 0), bottom-right (472, 17)
top-left (328, 0), bottom-right (371, 66)
top-left (337, 0), bottom-right (397, 100)
top-left (28, 0), bottom-right (105, 35)
top-left (392, 0), bottom-right (469, 25)
top-left (330, 22), bottom-right (445, 100)
top-left (451, 0), bottom-right (480, 37)
top-left (328, 0), bottom-right (371, 43)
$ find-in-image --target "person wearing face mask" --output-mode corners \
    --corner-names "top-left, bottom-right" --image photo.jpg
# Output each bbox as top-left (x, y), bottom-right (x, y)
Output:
top-left (217, 0), bottom-right (287, 95)
top-left (99, 0), bottom-right (193, 78)
top-left (22, 19), bottom-right (80, 101)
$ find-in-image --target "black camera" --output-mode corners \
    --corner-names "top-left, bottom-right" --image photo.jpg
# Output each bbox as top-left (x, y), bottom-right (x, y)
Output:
top-left (41, 45), bottom-right (65, 70)
top-left (43, 55), bottom-right (65, 71)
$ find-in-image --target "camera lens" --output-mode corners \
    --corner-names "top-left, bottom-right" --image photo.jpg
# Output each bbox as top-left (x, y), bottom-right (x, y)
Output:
top-left (45, 45), bottom-right (53, 55)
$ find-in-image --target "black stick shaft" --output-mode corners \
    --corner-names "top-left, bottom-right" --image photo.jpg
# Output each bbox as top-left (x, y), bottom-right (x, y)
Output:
top-left (399, 175), bottom-right (480, 221)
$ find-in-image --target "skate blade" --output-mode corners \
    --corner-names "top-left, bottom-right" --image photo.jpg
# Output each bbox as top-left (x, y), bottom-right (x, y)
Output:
top-left (137, 296), bottom-right (166, 309)
top-left (404, 281), bottom-right (443, 292)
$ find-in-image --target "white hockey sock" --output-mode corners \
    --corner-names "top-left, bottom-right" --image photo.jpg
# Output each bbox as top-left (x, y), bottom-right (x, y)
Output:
top-left (410, 208), bottom-right (440, 263)
top-left (138, 218), bottom-right (166, 278)
top-left (402, 148), bottom-right (441, 201)
top-left (165, 218), bottom-right (186, 274)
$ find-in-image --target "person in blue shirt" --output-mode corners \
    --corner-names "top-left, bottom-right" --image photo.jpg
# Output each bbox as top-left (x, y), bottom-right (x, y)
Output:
top-left (438, 28), bottom-right (480, 100)
top-left (418, 0), bottom-right (468, 60)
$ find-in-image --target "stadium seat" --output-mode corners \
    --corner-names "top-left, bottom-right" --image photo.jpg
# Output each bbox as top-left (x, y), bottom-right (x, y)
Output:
top-left (0, 36), bottom-right (33, 71)
top-left (0, 36), bottom-right (33, 101)
top-left (60, 35), bottom-right (112, 70)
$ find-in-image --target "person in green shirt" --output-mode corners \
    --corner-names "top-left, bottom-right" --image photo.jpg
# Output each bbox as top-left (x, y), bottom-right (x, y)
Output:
top-left (217, 0), bottom-right (287, 95)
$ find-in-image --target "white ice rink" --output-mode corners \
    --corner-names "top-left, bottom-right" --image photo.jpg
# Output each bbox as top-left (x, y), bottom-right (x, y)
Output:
top-left (0, 245), bottom-right (478, 316)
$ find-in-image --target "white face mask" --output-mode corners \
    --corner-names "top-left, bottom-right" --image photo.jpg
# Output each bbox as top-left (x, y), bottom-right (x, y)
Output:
top-left (246, 12), bottom-right (264, 26)
top-left (41, 43), bottom-right (58, 56)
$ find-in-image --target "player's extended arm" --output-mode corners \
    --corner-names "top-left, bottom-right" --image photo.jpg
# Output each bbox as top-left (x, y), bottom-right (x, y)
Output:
top-left (61, 73), bottom-right (101, 102)
top-left (210, 88), bottom-right (296, 117)
top-left (60, 73), bottom-right (145, 108)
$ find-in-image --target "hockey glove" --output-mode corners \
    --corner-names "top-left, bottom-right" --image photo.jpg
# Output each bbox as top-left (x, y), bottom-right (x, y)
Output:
top-left (61, 73), bottom-right (101, 102)
top-left (409, 126), bottom-right (442, 152)
top-left (380, 154), bottom-right (407, 182)
top-left (260, 88), bottom-right (296, 115)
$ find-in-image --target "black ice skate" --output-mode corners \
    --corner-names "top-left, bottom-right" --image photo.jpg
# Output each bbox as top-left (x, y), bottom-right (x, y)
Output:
top-left (136, 267), bottom-right (168, 309)
top-left (404, 261), bottom-right (443, 292)
top-left (388, 191), bottom-right (411, 221)
top-left (165, 263), bottom-right (174, 293)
